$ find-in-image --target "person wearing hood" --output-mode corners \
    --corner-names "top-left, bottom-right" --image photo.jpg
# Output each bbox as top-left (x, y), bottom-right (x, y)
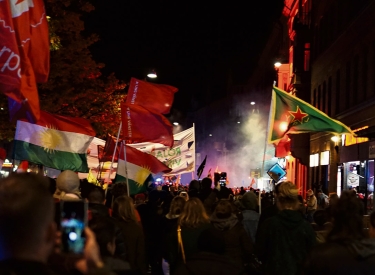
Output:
top-left (304, 191), bottom-right (375, 275)
top-left (239, 191), bottom-right (260, 243)
top-left (255, 181), bottom-right (316, 275)
top-left (209, 199), bottom-right (254, 271)
top-left (53, 170), bottom-right (82, 201)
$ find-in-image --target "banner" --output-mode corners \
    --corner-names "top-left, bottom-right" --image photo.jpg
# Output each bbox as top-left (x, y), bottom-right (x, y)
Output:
top-left (128, 126), bottom-right (195, 175)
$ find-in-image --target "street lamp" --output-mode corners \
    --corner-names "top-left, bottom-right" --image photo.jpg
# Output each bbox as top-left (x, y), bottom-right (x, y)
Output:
top-left (147, 69), bottom-right (157, 78)
top-left (274, 62), bottom-right (282, 87)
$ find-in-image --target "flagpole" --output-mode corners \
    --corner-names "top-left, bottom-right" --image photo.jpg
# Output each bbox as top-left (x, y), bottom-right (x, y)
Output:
top-left (261, 84), bottom-right (275, 205)
top-left (108, 122), bottom-right (122, 183)
top-left (122, 141), bottom-right (130, 197)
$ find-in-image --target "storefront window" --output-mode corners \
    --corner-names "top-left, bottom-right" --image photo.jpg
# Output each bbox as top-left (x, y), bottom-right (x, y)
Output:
top-left (367, 160), bottom-right (374, 212)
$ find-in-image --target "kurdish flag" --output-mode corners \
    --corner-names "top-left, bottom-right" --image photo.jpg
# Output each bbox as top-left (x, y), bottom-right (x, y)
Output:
top-left (115, 143), bottom-right (172, 195)
top-left (13, 111), bottom-right (95, 172)
top-left (268, 86), bottom-right (355, 143)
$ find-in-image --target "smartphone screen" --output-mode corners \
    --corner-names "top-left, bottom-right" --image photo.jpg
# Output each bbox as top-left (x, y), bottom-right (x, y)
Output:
top-left (219, 172), bottom-right (227, 187)
top-left (60, 200), bottom-right (87, 254)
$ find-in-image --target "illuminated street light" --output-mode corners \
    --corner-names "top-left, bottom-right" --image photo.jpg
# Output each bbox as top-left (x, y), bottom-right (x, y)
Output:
top-left (147, 69), bottom-right (157, 78)
top-left (250, 101), bottom-right (255, 105)
top-left (274, 62), bottom-right (282, 68)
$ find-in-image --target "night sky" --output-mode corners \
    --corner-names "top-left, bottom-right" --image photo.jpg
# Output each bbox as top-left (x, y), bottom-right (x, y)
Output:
top-left (85, 1), bottom-right (284, 114)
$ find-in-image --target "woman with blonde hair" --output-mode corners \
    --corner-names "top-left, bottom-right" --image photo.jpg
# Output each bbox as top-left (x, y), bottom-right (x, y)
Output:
top-left (112, 196), bottom-right (147, 275)
top-left (256, 181), bottom-right (316, 275)
top-left (166, 197), bottom-right (212, 274)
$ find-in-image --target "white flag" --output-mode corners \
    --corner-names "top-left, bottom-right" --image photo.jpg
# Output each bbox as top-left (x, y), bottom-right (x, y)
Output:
top-left (128, 126), bottom-right (195, 176)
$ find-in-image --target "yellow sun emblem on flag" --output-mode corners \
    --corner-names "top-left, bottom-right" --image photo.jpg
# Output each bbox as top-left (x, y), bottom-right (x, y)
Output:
top-left (39, 125), bottom-right (63, 153)
top-left (134, 166), bottom-right (151, 187)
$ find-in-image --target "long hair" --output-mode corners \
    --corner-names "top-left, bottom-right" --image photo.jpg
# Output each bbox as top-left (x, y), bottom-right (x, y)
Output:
top-left (168, 196), bottom-right (186, 217)
top-left (112, 196), bottom-right (137, 222)
top-left (276, 181), bottom-right (300, 210)
top-left (178, 197), bottom-right (209, 228)
top-left (327, 190), bottom-right (365, 241)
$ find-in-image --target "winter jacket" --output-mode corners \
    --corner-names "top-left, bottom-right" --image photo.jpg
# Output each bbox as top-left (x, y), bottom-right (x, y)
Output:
top-left (210, 214), bottom-right (254, 269)
top-left (304, 238), bottom-right (375, 275)
top-left (256, 209), bottom-right (316, 275)
top-left (241, 209), bottom-right (260, 243)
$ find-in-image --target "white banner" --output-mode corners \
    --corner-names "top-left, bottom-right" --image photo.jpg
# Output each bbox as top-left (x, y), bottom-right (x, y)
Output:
top-left (128, 126), bottom-right (195, 176)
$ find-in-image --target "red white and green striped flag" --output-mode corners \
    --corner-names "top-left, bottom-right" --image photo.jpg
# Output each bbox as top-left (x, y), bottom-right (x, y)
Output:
top-left (13, 111), bottom-right (95, 172)
top-left (268, 86), bottom-right (355, 143)
top-left (115, 143), bottom-right (172, 195)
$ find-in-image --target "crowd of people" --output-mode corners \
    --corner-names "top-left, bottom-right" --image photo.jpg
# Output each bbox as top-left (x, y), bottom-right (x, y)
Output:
top-left (1, 171), bottom-right (375, 275)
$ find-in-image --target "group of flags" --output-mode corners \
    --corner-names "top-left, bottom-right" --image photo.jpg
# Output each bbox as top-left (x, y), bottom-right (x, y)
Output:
top-left (0, 0), bottom-right (179, 195)
top-left (0, 1), bottom-right (356, 193)
top-left (12, 77), bottom-right (178, 195)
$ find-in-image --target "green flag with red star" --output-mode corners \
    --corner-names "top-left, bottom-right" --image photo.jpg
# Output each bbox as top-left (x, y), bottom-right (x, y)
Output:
top-left (268, 86), bottom-right (355, 143)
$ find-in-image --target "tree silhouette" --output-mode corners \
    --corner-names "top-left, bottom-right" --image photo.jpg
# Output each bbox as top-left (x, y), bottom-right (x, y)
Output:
top-left (0, 0), bottom-right (126, 141)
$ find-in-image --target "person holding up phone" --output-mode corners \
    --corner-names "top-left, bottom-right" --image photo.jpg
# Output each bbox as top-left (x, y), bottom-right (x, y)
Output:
top-left (0, 172), bottom-right (116, 275)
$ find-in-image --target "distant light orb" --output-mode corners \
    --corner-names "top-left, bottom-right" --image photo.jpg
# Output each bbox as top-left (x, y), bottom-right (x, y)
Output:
top-left (173, 122), bottom-right (179, 126)
top-left (250, 101), bottom-right (256, 105)
top-left (209, 134), bottom-right (212, 137)
top-left (237, 121), bottom-right (240, 124)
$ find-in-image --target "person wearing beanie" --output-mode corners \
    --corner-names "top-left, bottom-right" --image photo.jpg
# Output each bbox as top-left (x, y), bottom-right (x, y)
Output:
top-left (240, 191), bottom-right (260, 243)
top-left (54, 170), bottom-right (82, 201)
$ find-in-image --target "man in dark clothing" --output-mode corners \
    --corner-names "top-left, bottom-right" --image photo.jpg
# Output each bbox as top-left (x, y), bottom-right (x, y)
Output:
top-left (198, 177), bottom-right (213, 203)
top-left (87, 185), bottom-right (112, 218)
top-left (0, 173), bottom-right (114, 275)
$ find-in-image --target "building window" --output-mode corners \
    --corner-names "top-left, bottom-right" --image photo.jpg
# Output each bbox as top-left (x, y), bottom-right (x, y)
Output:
top-left (304, 43), bottom-right (310, 71)
top-left (345, 61), bottom-right (351, 109)
top-left (362, 47), bottom-right (368, 99)
top-left (328, 76), bottom-right (332, 116)
top-left (353, 54), bottom-right (359, 104)
top-left (323, 81), bottom-right (327, 114)
top-left (318, 85), bottom-right (321, 110)
top-left (335, 69), bottom-right (341, 114)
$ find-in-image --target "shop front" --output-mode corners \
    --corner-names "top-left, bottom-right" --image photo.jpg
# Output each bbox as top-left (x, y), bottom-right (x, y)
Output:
top-left (340, 142), bottom-right (374, 213)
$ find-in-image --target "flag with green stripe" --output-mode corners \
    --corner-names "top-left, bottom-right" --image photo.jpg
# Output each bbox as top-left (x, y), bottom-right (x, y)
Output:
top-left (268, 86), bottom-right (355, 143)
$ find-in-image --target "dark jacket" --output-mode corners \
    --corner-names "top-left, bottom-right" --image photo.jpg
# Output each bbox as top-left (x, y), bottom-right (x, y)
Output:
top-left (166, 222), bottom-right (212, 274)
top-left (173, 251), bottom-right (246, 275)
top-left (304, 239), bottom-right (375, 275)
top-left (256, 209), bottom-right (316, 275)
top-left (210, 214), bottom-right (254, 268)
top-left (115, 219), bottom-right (147, 275)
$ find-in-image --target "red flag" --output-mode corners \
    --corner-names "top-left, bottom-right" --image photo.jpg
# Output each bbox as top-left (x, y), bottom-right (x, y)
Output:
top-left (98, 134), bottom-right (122, 162)
top-left (126, 77), bottom-right (178, 114)
top-left (275, 137), bottom-right (291, 158)
top-left (0, 0), bottom-right (50, 122)
top-left (121, 103), bottom-right (174, 147)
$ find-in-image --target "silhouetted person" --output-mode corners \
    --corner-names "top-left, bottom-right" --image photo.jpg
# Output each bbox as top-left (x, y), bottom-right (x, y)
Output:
top-left (305, 191), bottom-right (375, 275)
top-left (0, 172), bottom-right (112, 275)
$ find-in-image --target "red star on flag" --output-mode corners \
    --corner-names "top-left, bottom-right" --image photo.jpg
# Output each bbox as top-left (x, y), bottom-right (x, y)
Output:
top-left (288, 106), bottom-right (308, 124)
